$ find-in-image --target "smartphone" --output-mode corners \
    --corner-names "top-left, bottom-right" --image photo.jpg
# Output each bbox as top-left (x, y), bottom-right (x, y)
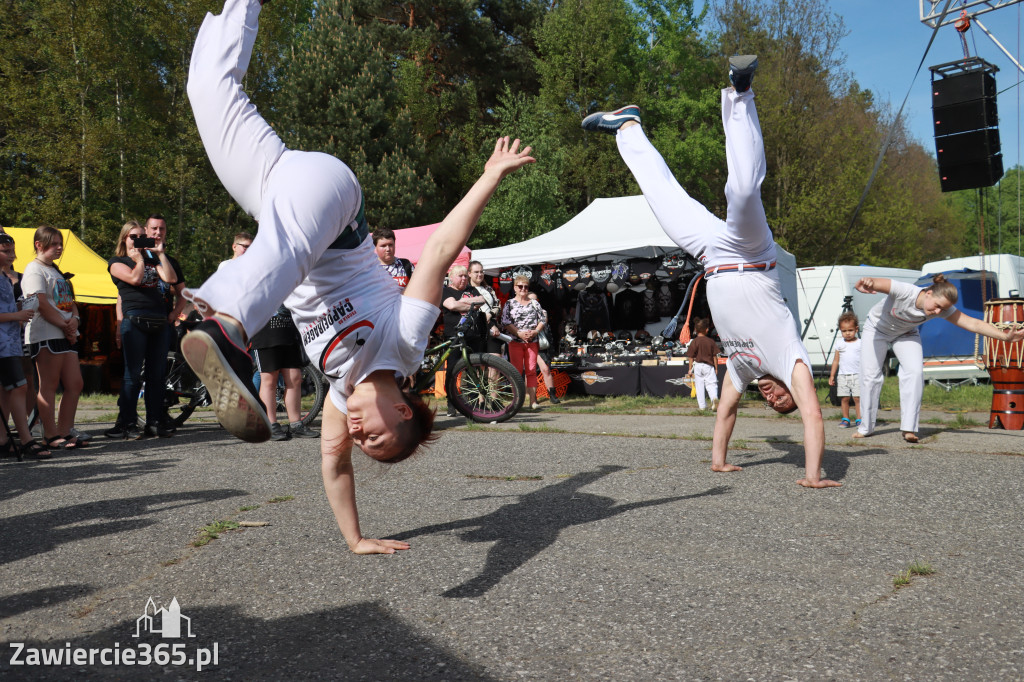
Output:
top-left (131, 235), bottom-right (156, 249)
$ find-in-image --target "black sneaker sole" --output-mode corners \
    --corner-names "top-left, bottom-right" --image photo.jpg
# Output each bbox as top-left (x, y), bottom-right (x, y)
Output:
top-left (181, 329), bottom-right (271, 443)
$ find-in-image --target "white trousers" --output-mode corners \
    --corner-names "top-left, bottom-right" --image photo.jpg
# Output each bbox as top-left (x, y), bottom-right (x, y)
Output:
top-left (858, 323), bottom-right (924, 435)
top-left (186, 0), bottom-right (363, 334)
top-left (615, 89), bottom-right (776, 267)
top-left (692, 362), bottom-right (718, 409)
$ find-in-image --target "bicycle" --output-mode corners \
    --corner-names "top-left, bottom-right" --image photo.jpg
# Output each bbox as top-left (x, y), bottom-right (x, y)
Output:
top-left (251, 362), bottom-right (327, 429)
top-left (160, 317), bottom-right (327, 428)
top-left (414, 304), bottom-right (525, 423)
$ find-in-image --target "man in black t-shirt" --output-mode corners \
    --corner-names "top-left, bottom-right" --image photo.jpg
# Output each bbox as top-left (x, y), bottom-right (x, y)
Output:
top-left (440, 264), bottom-right (486, 417)
top-left (144, 215), bottom-right (186, 324)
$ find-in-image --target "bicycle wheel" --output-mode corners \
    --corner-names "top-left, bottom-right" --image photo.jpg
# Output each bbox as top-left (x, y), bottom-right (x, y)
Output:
top-left (163, 355), bottom-right (210, 427)
top-left (447, 353), bottom-right (526, 423)
top-left (281, 364), bottom-right (326, 427)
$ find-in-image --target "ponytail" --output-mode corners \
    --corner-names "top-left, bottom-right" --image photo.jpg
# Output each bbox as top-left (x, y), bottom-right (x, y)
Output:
top-left (926, 274), bottom-right (958, 304)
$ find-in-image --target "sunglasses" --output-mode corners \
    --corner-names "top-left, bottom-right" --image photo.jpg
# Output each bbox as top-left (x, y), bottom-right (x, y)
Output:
top-left (515, 284), bottom-right (529, 289)
top-left (0, 235), bottom-right (14, 246)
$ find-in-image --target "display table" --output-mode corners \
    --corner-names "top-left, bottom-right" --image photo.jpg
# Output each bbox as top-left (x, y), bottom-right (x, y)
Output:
top-left (560, 362), bottom-right (726, 398)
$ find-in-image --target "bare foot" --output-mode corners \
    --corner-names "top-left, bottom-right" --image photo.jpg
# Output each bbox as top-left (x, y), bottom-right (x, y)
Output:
top-left (797, 478), bottom-right (842, 488)
top-left (711, 464), bottom-right (743, 472)
top-left (903, 432), bottom-right (919, 443)
top-left (851, 432), bottom-right (868, 439)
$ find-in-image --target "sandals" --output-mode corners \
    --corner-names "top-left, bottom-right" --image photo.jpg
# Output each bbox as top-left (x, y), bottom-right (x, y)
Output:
top-left (20, 439), bottom-right (52, 459)
top-left (46, 435), bottom-right (82, 450)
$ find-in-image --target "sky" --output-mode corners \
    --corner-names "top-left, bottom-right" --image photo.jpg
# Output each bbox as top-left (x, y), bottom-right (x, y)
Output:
top-left (828, 0), bottom-right (1023, 170)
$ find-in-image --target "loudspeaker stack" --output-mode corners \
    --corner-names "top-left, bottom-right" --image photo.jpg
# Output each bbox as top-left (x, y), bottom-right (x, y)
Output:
top-left (931, 58), bottom-right (1003, 192)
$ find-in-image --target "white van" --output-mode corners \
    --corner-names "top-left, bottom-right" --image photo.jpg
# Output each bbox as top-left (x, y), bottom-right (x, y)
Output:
top-left (921, 254), bottom-right (1024, 299)
top-left (796, 265), bottom-right (921, 371)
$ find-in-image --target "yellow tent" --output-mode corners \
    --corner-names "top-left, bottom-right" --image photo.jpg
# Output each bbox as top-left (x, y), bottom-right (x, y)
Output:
top-left (4, 227), bottom-right (118, 305)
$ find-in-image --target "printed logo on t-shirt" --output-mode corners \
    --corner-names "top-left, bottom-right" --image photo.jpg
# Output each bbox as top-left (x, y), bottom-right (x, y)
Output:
top-left (301, 298), bottom-right (357, 347)
top-left (319, 320), bottom-right (374, 377)
top-left (383, 260), bottom-right (410, 288)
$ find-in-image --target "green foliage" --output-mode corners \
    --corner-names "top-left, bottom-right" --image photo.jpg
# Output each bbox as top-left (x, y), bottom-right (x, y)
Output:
top-left (0, 0), bottom-right (984, 287)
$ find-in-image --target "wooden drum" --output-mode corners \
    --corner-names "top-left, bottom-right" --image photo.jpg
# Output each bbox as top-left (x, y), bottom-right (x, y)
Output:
top-left (983, 299), bottom-right (1024, 429)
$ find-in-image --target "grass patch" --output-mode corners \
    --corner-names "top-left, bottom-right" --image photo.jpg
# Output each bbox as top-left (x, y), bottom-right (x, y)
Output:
top-left (239, 505), bottom-right (260, 512)
top-left (908, 560), bottom-right (935, 576)
top-left (518, 424), bottom-right (567, 433)
top-left (685, 430), bottom-right (713, 441)
top-left (192, 519), bottom-right (240, 547)
top-left (268, 495), bottom-right (294, 504)
top-left (893, 560), bottom-right (935, 589)
top-left (948, 413), bottom-right (983, 429)
top-left (465, 474), bottom-right (543, 481)
top-left (816, 377), bottom-right (992, 413)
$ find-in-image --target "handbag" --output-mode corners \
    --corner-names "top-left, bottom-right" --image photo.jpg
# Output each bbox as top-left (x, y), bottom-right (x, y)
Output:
top-left (537, 329), bottom-right (551, 351)
top-left (128, 313), bottom-right (168, 336)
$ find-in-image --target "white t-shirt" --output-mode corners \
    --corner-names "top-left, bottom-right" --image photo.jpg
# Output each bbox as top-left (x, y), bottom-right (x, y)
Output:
top-left (706, 269), bottom-right (810, 392)
top-left (285, 236), bottom-right (439, 413)
top-left (864, 281), bottom-right (956, 339)
top-left (834, 337), bottom-right (861, 375)
top-left (22, 259), bottom-right (75, 343)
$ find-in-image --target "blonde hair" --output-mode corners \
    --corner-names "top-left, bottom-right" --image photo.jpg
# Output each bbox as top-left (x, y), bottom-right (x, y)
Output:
top-left (513, 275), bottom-right (530, 288)
top-left (114, 220), bottom-right (143, 258)
top-left (925, 274), bottom-right (958, 304)
top-left (448, 264), bottom-right (468, 277)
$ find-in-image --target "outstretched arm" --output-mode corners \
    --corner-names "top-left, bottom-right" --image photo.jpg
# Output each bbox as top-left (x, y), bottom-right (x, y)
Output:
top-left (404, 137), bottom-right (535, 307)
top-left (320, 398), bottom-right (410, 555)
top-left (854, 277), bottom-right (892, 295)
top-left (947, 309), bottom-right (1024, 343)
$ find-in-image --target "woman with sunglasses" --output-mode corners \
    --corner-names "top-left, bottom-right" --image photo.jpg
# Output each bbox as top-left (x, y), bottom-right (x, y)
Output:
top-left (501, 276), bottom-right (546, 409)
top-left (106, 221), bottom-right (179, 438)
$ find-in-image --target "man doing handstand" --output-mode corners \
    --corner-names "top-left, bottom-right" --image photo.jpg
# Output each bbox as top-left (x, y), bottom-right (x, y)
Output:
top-left (582, 56), bottom-right (838, 488)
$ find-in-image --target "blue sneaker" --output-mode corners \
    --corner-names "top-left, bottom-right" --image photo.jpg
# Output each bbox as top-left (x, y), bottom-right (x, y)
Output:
top-left (729, 55), bottom-right (758, 92)
top-left (581, 105), bottom-right (641, 134)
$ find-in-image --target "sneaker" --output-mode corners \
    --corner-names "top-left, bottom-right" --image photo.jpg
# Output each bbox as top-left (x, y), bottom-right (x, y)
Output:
top-left (144, 423), bottom-right (174, 438)
top-left (548, 394), bottom-right (560, 405)
top-left (124, 424), bottom-right (142, 440)
top-left (581, 105), bottom-right (641, 134)
top-left (181, 316), bottom-right (271, 443)
top-left (270, 422), bottom-right (290, 441)
top-left (70, 427), bottom-right (93, 443)
top-left (289, 422), bottom-right (320, 439)
top-left (729, 54), bottom-right (758, 93)
top-left (838, 418), bottom-right (851, 429)
top-left (104, 423), bottom-right (131, 439)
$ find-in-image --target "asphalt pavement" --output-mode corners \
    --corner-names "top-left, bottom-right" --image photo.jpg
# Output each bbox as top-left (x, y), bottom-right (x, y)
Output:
top-left (1, 403), bottom-right (1022, 680)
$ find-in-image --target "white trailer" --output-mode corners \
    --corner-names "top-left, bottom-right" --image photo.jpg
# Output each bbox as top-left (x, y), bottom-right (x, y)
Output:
top-left (796, 265), bottom-right (921, 372)
top-left (921, 254), bottom-right (1024, 299)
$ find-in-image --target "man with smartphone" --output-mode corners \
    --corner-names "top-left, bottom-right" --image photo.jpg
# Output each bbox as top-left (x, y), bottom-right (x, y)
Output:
top-left (144, 214), bottom-right (186, 435)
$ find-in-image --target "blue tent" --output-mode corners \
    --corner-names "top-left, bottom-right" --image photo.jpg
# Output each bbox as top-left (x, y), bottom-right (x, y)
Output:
top-left (916, 269), bottom-right (997, 357)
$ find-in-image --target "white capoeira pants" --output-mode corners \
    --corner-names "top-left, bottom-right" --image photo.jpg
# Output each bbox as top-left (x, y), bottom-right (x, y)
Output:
top-left (692, 361), bottom-right (719, 409)
top-left (615, 88), bottom-right (776, 268)
top-left (858, 323), bottom-right (924, 435)
top-left (186, 0), bottom-right (363, 335)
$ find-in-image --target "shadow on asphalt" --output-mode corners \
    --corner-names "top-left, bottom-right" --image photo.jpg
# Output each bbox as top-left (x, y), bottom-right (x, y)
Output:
top-left (0, 601), bottom-right (490, 681)
top-left (0, 490), bottom-right (246, 567)
top-left (391, 465), bottom-right (730, 599)
top-left (0, 584), bottom-right (97, 620)
top-left (736, 438), bottom-right (886, 481)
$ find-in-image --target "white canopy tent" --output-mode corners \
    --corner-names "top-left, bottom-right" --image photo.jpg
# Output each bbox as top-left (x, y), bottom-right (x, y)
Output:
top-left (474, 196), bottom-right (801, 333)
